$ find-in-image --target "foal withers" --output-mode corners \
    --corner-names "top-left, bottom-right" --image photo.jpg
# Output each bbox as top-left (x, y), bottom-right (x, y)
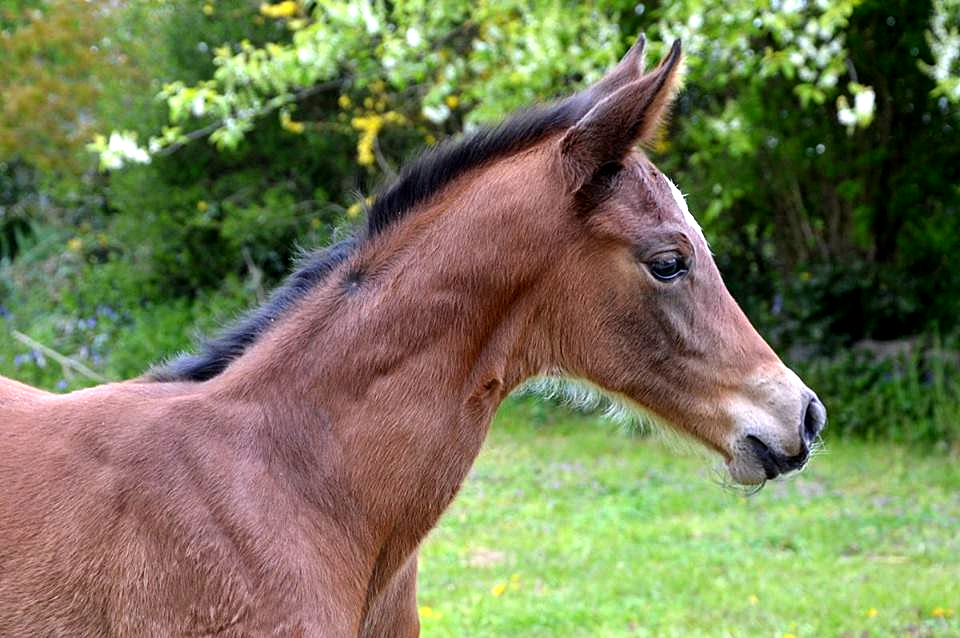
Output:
top-left (0, 39), bottom-right (824, 636)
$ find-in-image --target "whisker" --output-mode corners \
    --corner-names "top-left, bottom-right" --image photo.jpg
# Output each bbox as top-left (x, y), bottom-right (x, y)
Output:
top-left (709, 462), bottom-right (766, 496)
top-left (808, 436), bottom-right (828, 458)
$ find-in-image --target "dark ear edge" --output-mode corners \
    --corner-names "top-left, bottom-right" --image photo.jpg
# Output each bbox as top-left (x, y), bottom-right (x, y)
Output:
top-left (587, 33), bottom-right (648, 99)
top-left (558, 40), bottom-right (683, 194)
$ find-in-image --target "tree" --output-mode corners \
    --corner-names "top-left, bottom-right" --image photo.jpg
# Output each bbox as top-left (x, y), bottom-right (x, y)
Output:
top-left (0, 0), bottom-right (136, 175)
top-left (87, 0), bottom-right (960, 345)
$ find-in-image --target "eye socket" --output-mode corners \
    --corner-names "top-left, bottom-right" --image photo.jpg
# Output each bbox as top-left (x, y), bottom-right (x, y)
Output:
top-left (648, 254), bottom-right (689, 282)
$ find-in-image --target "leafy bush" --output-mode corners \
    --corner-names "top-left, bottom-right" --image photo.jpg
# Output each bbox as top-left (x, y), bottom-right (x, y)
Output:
top-left (0, 221), bottom-right (255, 389)
top-left (2, 0), bottom-right (959, 450)
top-left (791, 336), bottom-right (960, 446)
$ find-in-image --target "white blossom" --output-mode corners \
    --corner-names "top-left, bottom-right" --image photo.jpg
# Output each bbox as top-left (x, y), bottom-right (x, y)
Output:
top-left (405, 27), bottom-right (421, 48)
top-left (422, 103), bottom-right (450, 124)
top-left (837, 102), bottom-right (857, 127)
top-left (191, 95), bottom-right (206, 117)
top-left (854, 87), bottom-right (876, 120)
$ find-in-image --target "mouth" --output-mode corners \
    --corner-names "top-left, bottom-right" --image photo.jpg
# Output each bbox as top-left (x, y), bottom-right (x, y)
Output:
top-left (727, 435), bottom-right (811, 485)
top-left (745, 435), bottom-right (809, 480)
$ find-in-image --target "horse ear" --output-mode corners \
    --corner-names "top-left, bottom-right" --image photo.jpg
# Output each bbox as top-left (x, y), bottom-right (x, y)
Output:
top-left (559, 40), bottom-right (682, 193)
top-left (587, 33), bottom-right (647, 98)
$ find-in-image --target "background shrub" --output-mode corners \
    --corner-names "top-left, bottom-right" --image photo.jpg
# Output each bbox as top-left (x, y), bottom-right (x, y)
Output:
top-left (1, 0), bottom-right (957, 445)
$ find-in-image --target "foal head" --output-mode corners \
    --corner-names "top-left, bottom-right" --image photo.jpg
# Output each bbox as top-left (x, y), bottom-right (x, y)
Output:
top-left (507, 40), bottom-right (825, 485)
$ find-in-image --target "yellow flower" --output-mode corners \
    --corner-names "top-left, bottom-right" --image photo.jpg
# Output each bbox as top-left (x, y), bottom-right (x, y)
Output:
top-left (866, 607), bottom-right (878, 618)
top-left (383, 111), bottom-right (406, 125)
top-left (445, 94), bottom-right (460, 109)
top-left (260, 1), bottom-right (298, 18)
top-left (351, 114), bottom-right (386, 167)
top-left (196, 200), bottom-right (209, 212)
top-left (202, 3), bottom-right (214, 15)
top-left (418, 605), bottom-right (442, 619)
top-left (783, 634), bottom-right (796, 638)
top-left (490, 582), bottom-right (507, 597)
top-left (280, 111), bottom-right (306, 134)
top-left (338, 95), bottom-right (352, 109)
top-left (67, 237), bottom-right (83, 252)
top-left (346, 202), bottom-right (363, 218)
top-left (748, 594), bottom-right (759, 605)
top-left (932, 606), bottom-right (954, 617)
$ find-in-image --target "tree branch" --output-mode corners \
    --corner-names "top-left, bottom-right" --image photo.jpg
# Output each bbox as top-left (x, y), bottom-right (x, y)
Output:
top-left (11, 330), bottom-right (109, 384)
top-left (158, 78), bottom-right (347, 157)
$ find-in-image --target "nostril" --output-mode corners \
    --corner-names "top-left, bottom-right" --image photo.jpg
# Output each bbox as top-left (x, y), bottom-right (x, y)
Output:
top-left (801, 395), bottom-right (827, 443)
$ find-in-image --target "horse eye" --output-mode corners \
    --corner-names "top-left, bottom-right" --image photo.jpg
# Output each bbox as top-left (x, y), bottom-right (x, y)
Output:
top-left (648, 254), bottom-right (688, 282)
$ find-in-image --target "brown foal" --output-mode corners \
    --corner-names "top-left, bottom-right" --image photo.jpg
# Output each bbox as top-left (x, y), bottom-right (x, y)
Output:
top-left (0, 39), bottom-right (825, 636)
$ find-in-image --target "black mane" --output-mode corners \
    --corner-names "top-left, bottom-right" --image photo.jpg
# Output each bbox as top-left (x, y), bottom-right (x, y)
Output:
top-left (149, 238), bottom-right (357, 382)
top-left (365, 94), bottom-right (590, 236)
top-left (150, 93), bottom-right (592, 382)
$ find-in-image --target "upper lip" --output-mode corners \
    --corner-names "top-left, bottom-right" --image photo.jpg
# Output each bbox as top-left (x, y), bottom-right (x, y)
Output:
top-left (745, 435), bottom-right (809, 479)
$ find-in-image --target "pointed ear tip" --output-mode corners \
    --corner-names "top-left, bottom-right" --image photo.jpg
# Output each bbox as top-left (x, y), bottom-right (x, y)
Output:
top-left (625, 32), bottom-right (647, 57)
top-left (662, 39), bottom-right (683, 70)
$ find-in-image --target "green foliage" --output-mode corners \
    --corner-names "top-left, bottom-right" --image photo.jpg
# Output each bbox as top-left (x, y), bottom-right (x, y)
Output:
top-left (790, 338), bottom-right (960, 445)
top-left (0, 160), bottom-right (36, 260)
top-left (682, 0), bottom-right (960, 346)
top-left (922, 0), bottom-right (960, 101)
top-left (0, 230), bottom-right (254, 389)
top-left (0, 0), bottom-right (143, 175)
top-left (2, 0), bottom-right (960, 447)
top-left (83, 0), bottom-right (960, 345)
top-left (92, 1), bottom-right (627, 167)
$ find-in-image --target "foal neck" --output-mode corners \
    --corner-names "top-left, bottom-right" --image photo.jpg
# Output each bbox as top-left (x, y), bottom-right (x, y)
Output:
top-left (213, 150), bottom-right (565, 560)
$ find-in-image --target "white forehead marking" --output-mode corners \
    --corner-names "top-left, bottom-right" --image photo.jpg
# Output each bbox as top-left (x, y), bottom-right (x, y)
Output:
top-left (663, 174), bottom-right (705, 242)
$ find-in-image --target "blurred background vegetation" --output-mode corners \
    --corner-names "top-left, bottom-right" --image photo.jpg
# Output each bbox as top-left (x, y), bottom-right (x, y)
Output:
top-left (1, 0), bottom-right (958, 446)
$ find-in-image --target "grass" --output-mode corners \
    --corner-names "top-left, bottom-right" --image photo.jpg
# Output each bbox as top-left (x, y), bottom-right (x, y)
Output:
top-left (417, 399), bottom-right (960, 638)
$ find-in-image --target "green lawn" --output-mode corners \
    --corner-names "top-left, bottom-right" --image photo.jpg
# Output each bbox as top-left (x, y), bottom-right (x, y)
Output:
top-left (418, 399), bottom-right (960, 638)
